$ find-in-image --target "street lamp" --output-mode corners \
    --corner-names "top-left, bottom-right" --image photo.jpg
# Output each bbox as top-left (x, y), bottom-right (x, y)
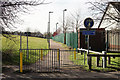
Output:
top-left (63, 9), bottom-right (67, 44)
top-left (56, 22), bottom-right (58, 32)
top-left (48, 11), bottom-right (53, 48)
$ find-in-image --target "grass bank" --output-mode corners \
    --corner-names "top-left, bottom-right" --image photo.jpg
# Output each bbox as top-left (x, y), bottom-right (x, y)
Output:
top-left (2, 34), bottom-right (48, 65)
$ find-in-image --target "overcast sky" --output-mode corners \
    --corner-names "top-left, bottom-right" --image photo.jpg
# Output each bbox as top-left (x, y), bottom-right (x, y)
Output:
top-left (15, 0), bottom-right (97, 33)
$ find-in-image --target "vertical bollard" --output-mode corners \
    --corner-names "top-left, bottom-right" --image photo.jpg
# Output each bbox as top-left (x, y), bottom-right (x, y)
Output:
top-left (20, 52), bottom-right (23, 73)
top-left (102, 51), bottom-right (107, 68)
top-left (57, 49), bottom-right (59, 61)
top-left (97, 57), bottom-right (100, 67)
top-left (84, 51), bottom-right (86, 65)
top-left (88, 56), bottom-right (92, 70)
top-left (74, 48), bottom-right (76, 60)
top-left (41, 49), bottom-right (43, 60)
top-left (108, 56), bottom-right (111, 64)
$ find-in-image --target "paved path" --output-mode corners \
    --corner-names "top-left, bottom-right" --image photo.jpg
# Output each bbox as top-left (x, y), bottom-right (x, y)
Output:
top-left (50, 39), bottom-right (68, 50)
top-left (2, 39), bottom-right (120, 80)
top-left (50, 39), bottom-right (75, 69)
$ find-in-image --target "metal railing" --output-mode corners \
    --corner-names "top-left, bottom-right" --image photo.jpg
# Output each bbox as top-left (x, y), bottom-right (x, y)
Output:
top-left (78, 48), bottom-right (120, 70)
top-left (19, 48), bottom-right (84, 72)
top-left (19, 49), bottom-right (60, 72)
top-left (19, 48), bottom-right (120, 72)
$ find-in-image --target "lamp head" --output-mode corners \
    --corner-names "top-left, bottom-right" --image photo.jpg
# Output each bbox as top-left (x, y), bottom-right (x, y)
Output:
top-left (64, 9), bottom-right (67, 11)
top-left (49, 11), bottom-right (53, 13)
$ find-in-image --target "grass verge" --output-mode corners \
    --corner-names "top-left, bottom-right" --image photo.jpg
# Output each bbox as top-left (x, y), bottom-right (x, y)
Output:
top-left (70, 52), bottom-right (120, 72)
top-left (2, 34), bottom-right (48, 65)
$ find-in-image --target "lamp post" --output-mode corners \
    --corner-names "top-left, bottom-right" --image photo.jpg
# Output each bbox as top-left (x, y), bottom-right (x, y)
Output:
top-left (48, 11), bottom-right (53, 48)
top-left (63, 9), bottom-right (67, 44)
top-left (56, 22), bottom-right (58, 32)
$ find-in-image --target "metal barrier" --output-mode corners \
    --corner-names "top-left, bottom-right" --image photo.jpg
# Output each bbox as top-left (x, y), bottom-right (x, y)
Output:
top-left (20, 48), bottom-right (84, 72)
top-left (60, 49), bottom-right (80, 68)
top-left (19, 48), bottom-right (120, 72)
top-left (78, 48), bottom-right (120, 70)
top-left (19, 49), bottom-right (60, 72)
top-left (52, 33), bottom-right (78, 49)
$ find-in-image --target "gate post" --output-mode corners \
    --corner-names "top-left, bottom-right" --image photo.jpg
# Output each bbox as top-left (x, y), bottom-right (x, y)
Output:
top-left (20, 52), bottom-right (23, 73)
top-left (84, 51), bottom-right (86, 65)
top-left (88, 56), bottom-right (92, 70)
top-left (41, 49), bottom-right (43, 60)
top-left (102, 51), bottom-right (107, 68)
top-left (108, 56), bottom-right (111, 64)
top-left (74, 48), bottom-right (76, 60)
top-left (20, 32), bottom-right (23, 73)
top-left (57, 49), bottom-right (60, 71)
top-left (57, 49), bottom-right (60, 61)
top-left (96, 57), bottom-right (100, 67)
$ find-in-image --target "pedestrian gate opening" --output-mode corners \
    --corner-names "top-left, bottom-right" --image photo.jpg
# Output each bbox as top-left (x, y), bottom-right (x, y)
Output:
top-left (19, 49), bottom-right (83, 72)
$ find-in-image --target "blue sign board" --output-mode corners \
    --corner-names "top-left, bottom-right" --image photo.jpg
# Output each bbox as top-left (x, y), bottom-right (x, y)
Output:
top-left (82, 31), bottom-right (95, 35)
top-left (84, 18), bottom-right (94, 29)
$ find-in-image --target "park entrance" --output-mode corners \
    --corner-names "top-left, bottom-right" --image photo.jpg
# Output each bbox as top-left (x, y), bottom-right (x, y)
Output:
top-left (19, 33), bottom-right (84, 73)
top-left (20, 49), bottom-right (83, 72)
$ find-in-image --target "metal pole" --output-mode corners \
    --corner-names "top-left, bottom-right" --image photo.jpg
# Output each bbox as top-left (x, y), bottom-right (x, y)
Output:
top-left (27, 32), bottom-right (29, 58)
top-left (84, 51), bottom-right (85, 65)
top-left (118, 32), bottom-right (119, 51)
top-left (20, 32), bottom-right (22, 72)
top-left (63, 9), bottom-right (67, 44)
top-left (87, 35), bottom-right (89, 54)
top-left (48, 11), bottom-right (53, 48)
top-left (63, 11), bottom-right (64, 33)
top-left (56, 22), bottom-right (58, 32)
top-left (63, 10), bottom-right (65, 44)
top-left (27, 32), bottom-right (28, 49)
top-left (20, 32), bottom-right (22, 50)
top-left (48, 13), bottom-right (50, 48)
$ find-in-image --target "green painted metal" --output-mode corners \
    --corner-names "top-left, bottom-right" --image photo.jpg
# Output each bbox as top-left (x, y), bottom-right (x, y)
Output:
top-left (52, 33), bottom-right (64, 43)
top-left (52, 32), bottom-right (78, 49)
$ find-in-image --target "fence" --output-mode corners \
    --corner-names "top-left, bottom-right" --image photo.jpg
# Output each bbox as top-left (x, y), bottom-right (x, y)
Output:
top-left (78, 48), bottom-right (120, 70)
top-left (19, 48), bottom-right (120, 73)
top-left (52, 32), bottom-right (78, 49)
top-left (60, 49), bottom-right (82, 69)
top-left (106, 30), bottom-right (120, 52)
top-left (19, 48), bottom-right (87, 73)
top-left (52, 33), bottom-right (64, 43)
top-left (20, 49), bottom-right (60, 72)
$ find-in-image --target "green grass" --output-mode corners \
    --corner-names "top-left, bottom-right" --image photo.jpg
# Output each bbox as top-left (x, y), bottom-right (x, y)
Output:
top-left (69, 52), bottom-right (90, 71)
top-left (70, 52), bottom-right (120, 72)
top-left (2, 34), bottom-right (48, 65)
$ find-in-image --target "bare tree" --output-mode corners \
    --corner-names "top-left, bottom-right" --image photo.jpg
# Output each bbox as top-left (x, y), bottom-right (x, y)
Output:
top-left (0, 0), bottom-right (48, 31)
top-left (0, 0), bottom-right (49, 42)
top-left (64, 17), bottom-right (72, 32)
top-left (70, 10), bottom-right (82, 32)
top-left (58, 16), bottom-right (71, 33)
top-left (87, 0), bottom-right (120, 28)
